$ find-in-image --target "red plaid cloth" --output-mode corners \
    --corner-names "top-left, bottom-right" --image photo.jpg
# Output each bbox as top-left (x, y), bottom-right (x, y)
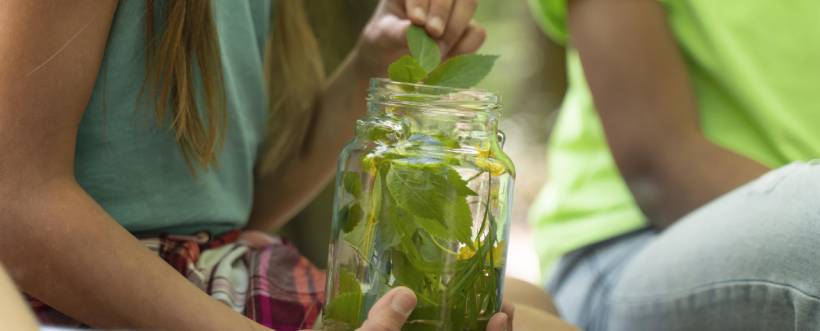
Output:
top-left (28, 230), bottom-right (326, 330)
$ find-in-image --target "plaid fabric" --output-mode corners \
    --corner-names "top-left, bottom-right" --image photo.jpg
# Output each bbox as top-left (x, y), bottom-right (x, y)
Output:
top-left (28, 230), bottom-right (326, 330)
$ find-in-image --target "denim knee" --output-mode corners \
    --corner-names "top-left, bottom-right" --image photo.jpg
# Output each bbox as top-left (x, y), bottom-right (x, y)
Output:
top-left (606, 161), bottom-right (820, 331)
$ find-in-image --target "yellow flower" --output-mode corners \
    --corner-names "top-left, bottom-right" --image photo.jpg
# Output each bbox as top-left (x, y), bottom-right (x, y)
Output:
top-left (490, 242), bottom-right (506, 268)
top-left (475, 157), bottom-right (506, 177)
top-left (457, 241), bottom-right (507, 268)
top-left (458, 245), bottom-right (476, 260)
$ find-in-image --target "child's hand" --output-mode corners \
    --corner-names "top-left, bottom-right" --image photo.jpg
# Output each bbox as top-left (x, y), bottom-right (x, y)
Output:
top-left (345, 287), bottom-right (512, 331)
top-left (355, 287), bottom-right (417, 331)
top-left (354, 0), bottom-right (485, 77)
top-left (487, 301), bottom-right (515, 331)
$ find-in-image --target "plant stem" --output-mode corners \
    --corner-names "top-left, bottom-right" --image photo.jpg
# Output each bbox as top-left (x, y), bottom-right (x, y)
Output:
top-left (359, 163), bottom-right (381, 264)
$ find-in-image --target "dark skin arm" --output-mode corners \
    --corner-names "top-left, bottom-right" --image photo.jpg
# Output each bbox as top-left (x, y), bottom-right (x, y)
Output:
top-left (567, 0), bottom-right (769, 228)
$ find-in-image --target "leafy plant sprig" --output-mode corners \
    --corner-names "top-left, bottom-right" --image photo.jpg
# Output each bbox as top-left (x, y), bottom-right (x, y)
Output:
top-left (323, 25), bottom-right (507, 331)
top-left (388, 26), bottom-right (499, 88)
top-left (325, 136), bottom-right (507, 330)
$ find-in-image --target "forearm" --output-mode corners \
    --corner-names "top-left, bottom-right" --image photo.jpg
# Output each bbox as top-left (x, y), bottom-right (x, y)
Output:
top-left (2, 180), bottom-right (266, 331)
top-left (247, 48), bottom-right (371, 232)
top-left (568, 0), bottom-right (769, 229)
top-left (598, 102), bottom-right (769, 228)
top-left (633, 134), bottom-right (768, 228)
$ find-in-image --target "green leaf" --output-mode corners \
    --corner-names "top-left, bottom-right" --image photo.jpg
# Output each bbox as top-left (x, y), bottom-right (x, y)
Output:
top-left (406, 25), bottom-right (441, 73)
top-left (441, 195), bottom-right (474, 245)
top-left (447, 303), bottom-right (467, 331)
top-left (343, 174), bottom-right (382, 258)
top-left (386, 160), bottom-right (474, 244)
top-left (388, 55), bottom-right (428, 84)
top-left (338, 269), bottom-right (361, 294)
top-left (343, 214), bottom-right (368, 257)
top-left (343, 172), bottom-right (383, 261)
top-left (430, 133), bottom-right (461, 149)
top-left (399, 230), bottom-right (445, 273)
top-left (324, 292), bottom-right (363, 328)
top-left (412, 216), bottom-right (450, 241)
top-left (390, 250), bottom-right (426, 290)
top-left (377, 209), bottom-right (405, 250)
top-left (343, 172), bottom-right (362, 199)
top-left (447, 236), bottom-right (493, 296)
top-left (324, 270), bottom-right (363, 328)
top-left (340, 202), bottom-right (364, 233)
top-left (414, 231), bottom-right (445, 266)
top-left (377, 181), bottom-right (417, 250)
top-left (423, 54), bottom-right (499, 88)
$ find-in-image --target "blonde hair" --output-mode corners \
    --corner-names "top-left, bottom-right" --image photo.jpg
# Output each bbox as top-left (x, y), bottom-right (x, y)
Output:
top-left (144, 0), bottom-right (325, 174)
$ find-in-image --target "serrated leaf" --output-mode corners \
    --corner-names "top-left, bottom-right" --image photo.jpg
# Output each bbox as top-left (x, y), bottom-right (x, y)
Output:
top-left (423, 54), bottom-right (499, 88)
top-left (388, 55), bottom-right (428, 83)
top-left (385, 160), bottom-right (474, 245)
top-left (378, 189), bottom-right (415, 250)
top-left (450, 173), bottom-right (478, 197)
top-left (407, 25), bottom-right (441, 73)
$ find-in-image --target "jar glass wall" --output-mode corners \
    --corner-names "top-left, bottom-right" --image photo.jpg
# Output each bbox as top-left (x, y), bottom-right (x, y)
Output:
top-left (322, 79), bottom-right (515, 331)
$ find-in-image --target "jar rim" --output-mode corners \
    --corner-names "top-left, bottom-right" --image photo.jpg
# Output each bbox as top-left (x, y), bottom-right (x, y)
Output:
top-left (369, 78), bottom-right (501, 112)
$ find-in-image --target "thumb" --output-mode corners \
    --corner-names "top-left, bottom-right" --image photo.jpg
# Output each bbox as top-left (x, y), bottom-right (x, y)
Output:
top-left (357, 287), bottom-right (417, 331)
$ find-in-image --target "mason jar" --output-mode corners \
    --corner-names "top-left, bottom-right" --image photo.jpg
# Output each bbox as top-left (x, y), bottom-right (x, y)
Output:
top-left (322, 78), bottom-right (515, 331)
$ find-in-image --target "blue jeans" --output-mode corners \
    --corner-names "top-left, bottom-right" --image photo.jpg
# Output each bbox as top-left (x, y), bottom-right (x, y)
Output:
top-left (548, 161), bottom-right (820, 331)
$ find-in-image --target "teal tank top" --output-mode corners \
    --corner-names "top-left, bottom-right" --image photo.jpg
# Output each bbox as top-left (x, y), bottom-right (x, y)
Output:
top-left (75, 0), bottom-right (273, 235)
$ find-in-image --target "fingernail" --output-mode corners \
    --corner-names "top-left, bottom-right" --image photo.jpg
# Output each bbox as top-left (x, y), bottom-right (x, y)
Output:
top-left (391, 291), bottom-right (416, 316)
top-left (428, 17), bottom-right (444, 35)
top-left (413, 7), bottom-right (427, 22)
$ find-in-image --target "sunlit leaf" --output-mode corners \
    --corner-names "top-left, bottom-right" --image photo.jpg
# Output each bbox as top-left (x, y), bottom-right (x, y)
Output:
top-left (407, 25), bottom-right (441, 73)
top-left (423, 54), bottom-right (499, 88)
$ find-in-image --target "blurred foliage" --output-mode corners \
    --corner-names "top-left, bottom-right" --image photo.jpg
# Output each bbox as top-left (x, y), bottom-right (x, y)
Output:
top-left (286, 0), bottom-right (567, 267)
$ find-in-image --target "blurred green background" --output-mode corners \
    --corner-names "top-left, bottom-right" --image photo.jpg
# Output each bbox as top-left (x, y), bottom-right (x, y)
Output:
top-left (287, 0), bottom-right (567, 283)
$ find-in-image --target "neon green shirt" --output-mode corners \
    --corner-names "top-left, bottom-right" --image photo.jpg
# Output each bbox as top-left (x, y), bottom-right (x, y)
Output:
top-left (75, 0), bottom-right (273, 235)
top-left (529, 0), bottom-right (820, 276)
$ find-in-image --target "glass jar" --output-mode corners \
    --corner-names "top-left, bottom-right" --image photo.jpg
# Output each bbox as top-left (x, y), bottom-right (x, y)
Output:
top-left (322, 79), bottom-right (515, 331)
